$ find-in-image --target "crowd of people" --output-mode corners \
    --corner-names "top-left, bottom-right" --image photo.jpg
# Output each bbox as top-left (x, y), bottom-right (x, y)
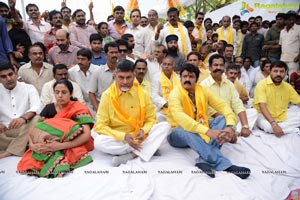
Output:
top-left (0, 0), bottom-right (300, 179)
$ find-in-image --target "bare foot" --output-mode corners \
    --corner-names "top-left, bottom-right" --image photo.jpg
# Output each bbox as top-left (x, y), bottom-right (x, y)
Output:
top-left (0, 152), bottom-right (12, 159)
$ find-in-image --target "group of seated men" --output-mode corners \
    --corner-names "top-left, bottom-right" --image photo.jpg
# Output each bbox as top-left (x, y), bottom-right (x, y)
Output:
top-left (0, 2), bottom-right (300, 179)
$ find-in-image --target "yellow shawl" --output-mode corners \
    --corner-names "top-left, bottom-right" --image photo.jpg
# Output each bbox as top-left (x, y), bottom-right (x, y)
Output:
top-left (109, 82), bottom-right (146, 136)
top-left (169, 22), bottom-right (187, 56)
top-left (160, 71), bottom-right (180, 114)
top-left (217, 26), bottom-right (234, 45)
top-left (178, 84), bottom-right (210, 142)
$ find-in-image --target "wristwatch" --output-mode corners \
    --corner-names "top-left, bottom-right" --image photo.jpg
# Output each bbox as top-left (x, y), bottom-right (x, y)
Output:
top-left (242, 125), bottom-right (249, 129)
top-left (227, 125), bottom-right (237, 132)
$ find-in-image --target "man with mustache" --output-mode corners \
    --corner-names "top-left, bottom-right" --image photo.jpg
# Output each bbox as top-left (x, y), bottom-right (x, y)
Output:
top-left (154, 7), bottom-right (191, 56)
top-left (89, 42), bottom-right (119, 112)
top-left (48, 29), bottom-right (79, 68)
top-left (44, 10), bottom-right (63, 53)
top-left (69, 9), bottom-right (97, 49)
top-left (68, 48), bottom-right (98, 114)
top-left (18, 44), bottom-right (53, 94)
top-left (93, 59), bottom-right (171, 167)
top-left (167, 63), bottom-right (250, 179)
top-left (201, 54), bottom-right (257, 137)
top-left (165, 34), bottom-right (186, 73)
top-left (0, 62), bottom-right (40, 159)
top-left (254, 61), bottom-right (300, 136)
top-left (133, 59), bottom-right (151, 96)
top-left (10, 3), bottom-right (51, 44)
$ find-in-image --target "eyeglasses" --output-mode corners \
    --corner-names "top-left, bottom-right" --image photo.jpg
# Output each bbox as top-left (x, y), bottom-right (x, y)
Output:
top-left (197, 17), bottom-right (204, 20)
top-left (119, 49), bottom-right (127, 53)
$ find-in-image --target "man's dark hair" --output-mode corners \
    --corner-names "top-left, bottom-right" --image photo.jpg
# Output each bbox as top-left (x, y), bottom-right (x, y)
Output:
top-left (187, 51), bottom-right (201, 61)
top-left (116, 39), bottom-right (129, 49)
top-left (270, 61), bottom-right (288, 71)
top-left (255, 15), bottom-right (263, 21)
top-left (107, 15), bottom-right (114, 22)
top-left (226, 64), bottom-right (240, 72)
top-left (89, 33), bottom-right (103, 43)
top-left (72, 9), bottom-right (85, 19)
top-left (113, 5), bottom-right (125, 13)
top-left (121, 33), bottom-right (134, 41)
top-left (0, 62), bottom-right (15, 72)
top-left (97, 21), bottom-right (108, 30)
top-left (225, 44), bottom-right (234, 50)
top-left (194, 11), bottom-right (204, 19)
top-left (77, 48), bottom-right (92, 60)
top-left (49, 10), bottom-right (62, 21)
top-left (249, 22), bottom-right (259, 27)
top-left (53, 63), bottom-right (68, 75)
top-left (60, 6), bottom-right (71, 14)
top-left (116, 59), bottom-right (134, 72)
top-left (0, 2), bottom-right (9, 10)
top-left (209, 54), bottom-right (225, 66)
top-left (241, 20), bottom-right (249, 27)
top-left (244, 56), bottom-right (252, 63)
top-left (180, 63), bottom-right (200, 82)
top-left (167, 7), bottom-right (179, 16)
top-left (248, 16), bottom-right (255, 21)
top-left (26, 3), bottom-right (39, 12)
top-left (130, 8), bottom-right (141, 18)
top-left (232, 15), bottom-right (240, 21)
top-left (104, 42), bottom-right (119, 53)
top-left (134, 58), bottom-right (147, 70)
top-left (183, 20), bottom-right (194, 29)
top-left (204, 18), bottom-right (212, 24)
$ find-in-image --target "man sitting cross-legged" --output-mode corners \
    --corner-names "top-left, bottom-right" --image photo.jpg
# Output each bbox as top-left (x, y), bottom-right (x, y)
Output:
top-left (167, 63), bottom-right (250, 179)
top-left (93, 59), bottom-right (171, 166)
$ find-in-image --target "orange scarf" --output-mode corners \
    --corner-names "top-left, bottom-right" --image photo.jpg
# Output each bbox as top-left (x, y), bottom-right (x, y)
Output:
top-left (114, 23), bottom-right (126, 37)
top-left (178, 84), bottom-right (210, 142)
top-left (169, 22), bottom-right (187, 56)
top-left (109, 82), bottom-right (146, 136)
top-left (217, 26), bottom-right (234, 45)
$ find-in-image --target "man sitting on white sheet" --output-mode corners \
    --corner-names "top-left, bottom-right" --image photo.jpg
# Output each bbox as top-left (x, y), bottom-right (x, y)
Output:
top-left (151, 56), bottom-right (180, 122)
top-left (0, 62), bottom-right (41, 159)
top-left (254, 61), bottom-right (300, 136)
top-left (167, 63), bottom-right (250, 179)
top-left (93, 59), bottom-right (171, 166)
top-left (201, 54), bottom-right (258, 137)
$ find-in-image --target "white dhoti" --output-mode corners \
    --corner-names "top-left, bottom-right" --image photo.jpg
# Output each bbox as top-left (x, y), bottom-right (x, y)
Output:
top-left (236, 108), bottom-right (258, 132)
top-left (256, 106), bottom-right (300, 134)
top-left (94, 122), bottom-right (171, 161)
top-left (156, 110), bottom-right (167, 123)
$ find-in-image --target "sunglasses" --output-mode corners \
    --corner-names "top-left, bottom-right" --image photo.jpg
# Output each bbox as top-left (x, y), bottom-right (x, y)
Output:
top-left (119, 49), bottom-right (128, 53)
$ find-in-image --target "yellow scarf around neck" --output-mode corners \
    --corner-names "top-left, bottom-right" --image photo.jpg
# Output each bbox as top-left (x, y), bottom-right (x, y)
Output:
top-left (109, 82), bottom-right (146, 136)
top-left (169, 22), bottom-right (187, 56)
top-left (217, 26), bottom-right (234, 45)
top-left (178, 84), bottom-right (210, 143)
top-left (160, 71), bottom-right (180, 115)
top-left (195, 23), bottom-right (203, 41)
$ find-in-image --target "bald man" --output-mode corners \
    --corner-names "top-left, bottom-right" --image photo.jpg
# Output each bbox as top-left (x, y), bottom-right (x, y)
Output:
top-left (48, 29), bottom-right (80, 68)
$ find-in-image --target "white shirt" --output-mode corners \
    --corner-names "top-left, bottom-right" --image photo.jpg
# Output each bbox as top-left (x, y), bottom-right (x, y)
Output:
top-left (279, 24), bottom-right (300, 62)
top-left (145, 59), bottom-right (161, 84)
top-left (0, 82), bottom-right (41, 127)
top-left (68, 64), bottom-right (98, 103)
top-left (125, 25), bottom-right (151, 58)
top-left (88, 64), bottom-right (116, 101)
top-left (40, 79), bottom-right (85, 106)
top-left (153, 22), bottom-right (192, 55)
top-left (23, 20), bottom-right (51, 44)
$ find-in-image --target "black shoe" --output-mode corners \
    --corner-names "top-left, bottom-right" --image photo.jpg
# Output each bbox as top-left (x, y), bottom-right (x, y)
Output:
top-left (195, 163), bottom-right (215, 178)
top-left (225, 165), bottom-right (251, 179)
